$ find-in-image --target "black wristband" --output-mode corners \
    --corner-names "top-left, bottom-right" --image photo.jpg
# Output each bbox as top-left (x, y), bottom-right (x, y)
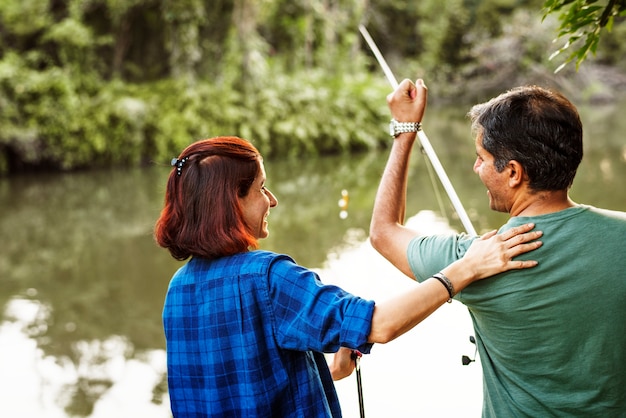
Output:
top-left (432, 272), bottom-right (455, 303)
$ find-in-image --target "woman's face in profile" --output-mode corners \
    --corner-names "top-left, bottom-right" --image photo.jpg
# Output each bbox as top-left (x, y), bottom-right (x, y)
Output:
top-left (239, 161), bottom-right (278, 240)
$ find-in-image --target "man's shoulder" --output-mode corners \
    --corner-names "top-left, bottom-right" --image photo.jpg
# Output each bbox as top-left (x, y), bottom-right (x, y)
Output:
top-left (507, 204), bottom-right (626, 227)
top-left (584, 204), bottom-right (626, 221)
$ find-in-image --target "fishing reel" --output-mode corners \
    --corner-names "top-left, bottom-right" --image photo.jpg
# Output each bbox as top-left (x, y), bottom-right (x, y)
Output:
top-left (462, 335), bottom-right (478, 365)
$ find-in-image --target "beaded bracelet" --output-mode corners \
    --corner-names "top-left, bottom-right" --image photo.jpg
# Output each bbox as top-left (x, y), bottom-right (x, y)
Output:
top-left (432, 272), bottom-right (455, 303)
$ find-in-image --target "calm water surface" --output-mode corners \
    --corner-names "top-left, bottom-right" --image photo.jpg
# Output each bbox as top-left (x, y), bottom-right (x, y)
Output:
top-left (1, 102), bottom-right (625, 418)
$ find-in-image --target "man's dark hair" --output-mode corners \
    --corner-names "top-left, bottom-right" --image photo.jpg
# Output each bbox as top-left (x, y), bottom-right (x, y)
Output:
top-left (469, 85), bottom-right (583, 191)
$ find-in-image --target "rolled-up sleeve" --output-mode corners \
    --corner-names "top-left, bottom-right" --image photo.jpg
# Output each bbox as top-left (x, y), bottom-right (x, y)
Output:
top-left (267, 256), bottom-right (375, 354)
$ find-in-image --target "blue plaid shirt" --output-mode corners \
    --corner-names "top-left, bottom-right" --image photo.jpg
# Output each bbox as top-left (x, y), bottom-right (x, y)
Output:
top-left (163, 250), bottom-right (375, 417)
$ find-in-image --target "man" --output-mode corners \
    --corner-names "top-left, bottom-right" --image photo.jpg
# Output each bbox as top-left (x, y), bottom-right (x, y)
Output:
top-left (370, 79), bottom-right (626, 416)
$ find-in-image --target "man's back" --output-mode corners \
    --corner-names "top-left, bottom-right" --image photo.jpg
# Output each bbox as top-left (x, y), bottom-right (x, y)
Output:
top-left (408, 205), bottom-right (626, 417)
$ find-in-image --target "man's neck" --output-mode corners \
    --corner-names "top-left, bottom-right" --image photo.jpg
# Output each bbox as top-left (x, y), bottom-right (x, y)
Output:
top-left (510, 190), bottom-right (575, 217)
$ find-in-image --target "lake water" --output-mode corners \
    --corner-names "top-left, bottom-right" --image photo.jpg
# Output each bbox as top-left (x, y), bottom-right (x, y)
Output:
top-left (1, 101), bottom-right (625, 417)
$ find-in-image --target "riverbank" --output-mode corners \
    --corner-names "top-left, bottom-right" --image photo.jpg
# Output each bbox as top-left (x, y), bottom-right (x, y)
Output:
top-left (2, 61), bottom-right (624, 177)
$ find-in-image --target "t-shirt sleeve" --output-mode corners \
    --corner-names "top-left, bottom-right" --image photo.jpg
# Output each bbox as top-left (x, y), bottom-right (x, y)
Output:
top-left (407, 233), bottom-right (475, 282)
top-left (267, 256), bottom-right (375, 354)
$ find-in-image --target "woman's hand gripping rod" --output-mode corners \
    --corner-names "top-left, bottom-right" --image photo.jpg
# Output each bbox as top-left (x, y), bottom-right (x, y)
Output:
top-left (358, 24), bottom-right (477, 236)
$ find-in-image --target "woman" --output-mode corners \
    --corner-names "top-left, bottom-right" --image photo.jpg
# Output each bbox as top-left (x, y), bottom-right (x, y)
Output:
top-left (155, 136), bottom-right (542, 417)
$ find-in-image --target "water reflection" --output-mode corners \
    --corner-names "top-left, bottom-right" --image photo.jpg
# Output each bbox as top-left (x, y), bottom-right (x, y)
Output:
top-left (1, 102), bottom-right (625, 417)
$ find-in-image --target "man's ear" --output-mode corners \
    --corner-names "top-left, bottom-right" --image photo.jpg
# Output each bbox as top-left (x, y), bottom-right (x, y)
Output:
top-left (507, 160), bottom-right (525, 187)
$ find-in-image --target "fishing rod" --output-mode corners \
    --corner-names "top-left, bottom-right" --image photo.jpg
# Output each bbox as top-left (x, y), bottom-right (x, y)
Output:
top-left (359, 24), bottom-right (477, 236)
top-left (351, 350), bottom-right (365, 418)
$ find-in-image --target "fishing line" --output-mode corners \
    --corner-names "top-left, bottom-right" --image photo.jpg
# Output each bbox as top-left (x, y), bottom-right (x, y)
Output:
top-left (422, 148), bottom-right (449, 222)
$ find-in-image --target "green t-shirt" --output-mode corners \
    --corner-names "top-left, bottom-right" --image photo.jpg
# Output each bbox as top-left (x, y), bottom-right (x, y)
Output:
top-left (408, 205), bottom-right (626, 417)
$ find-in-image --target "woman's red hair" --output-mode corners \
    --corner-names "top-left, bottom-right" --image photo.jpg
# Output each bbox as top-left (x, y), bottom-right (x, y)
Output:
top-left (154, 136), bottom-right (262, 260)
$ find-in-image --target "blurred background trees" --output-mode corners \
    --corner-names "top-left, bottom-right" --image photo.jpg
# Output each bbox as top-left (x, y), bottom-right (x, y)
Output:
top-left (0, 0), bottom-right (624, 174)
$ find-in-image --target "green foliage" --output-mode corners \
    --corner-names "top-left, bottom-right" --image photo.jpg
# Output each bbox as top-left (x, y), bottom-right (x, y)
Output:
top-left (0, 0), bottom-right (52, 37)
top-left (543, 0), bottom-right (626, 71)
top-left (236, 70), bottom-right (388, 159)
top-left (0, 53), bottom-right (148, 170)
top-left (0, 0), bottom-right (625, 175)
top-left (42, 17), bottom-right (98, 79)
top-left (139, 71), bottom-right (390, 162)
top-left (596, 18), bottom-right (626, 69)
top-left (161, 0), bottom-right (206, 80)
top-left (0, 54), bottom-right (390, 174)
top-left (415, 0), bottom-right (472, 72)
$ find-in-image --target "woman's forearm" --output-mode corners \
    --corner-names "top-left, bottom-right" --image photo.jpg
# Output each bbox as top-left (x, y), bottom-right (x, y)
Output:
top-left (367, 277), bottom-right (450, 344)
